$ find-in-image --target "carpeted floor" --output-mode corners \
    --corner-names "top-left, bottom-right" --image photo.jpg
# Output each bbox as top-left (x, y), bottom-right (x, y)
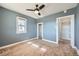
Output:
top-left (0, 39), bottom-right (78, 56)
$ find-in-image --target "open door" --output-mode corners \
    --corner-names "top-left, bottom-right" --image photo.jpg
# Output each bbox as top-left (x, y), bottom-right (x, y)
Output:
top-left (37, 23), bottom-right (43, 39)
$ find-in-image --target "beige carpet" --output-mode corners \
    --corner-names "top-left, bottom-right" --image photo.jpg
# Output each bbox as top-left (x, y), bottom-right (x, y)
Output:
top-left (0, 39), bottom-right (78, 56)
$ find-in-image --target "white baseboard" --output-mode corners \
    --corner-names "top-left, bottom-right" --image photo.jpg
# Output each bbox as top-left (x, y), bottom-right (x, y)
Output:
top-left (0, 37), bottom-right (36, 49)
top-left (42, 39), bottom-right (58, 44)
top-left (36, 37), bottom-right (57, 44)
top-left (74, 46), bottom-right (79, 55)
top-left (77, 50), bottom-right (79, 56)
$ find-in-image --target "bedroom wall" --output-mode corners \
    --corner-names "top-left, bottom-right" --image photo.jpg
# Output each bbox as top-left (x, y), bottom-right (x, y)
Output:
top-left (37, 4), bottom-right (79, 49)
top-left (75, 4), bottom-right (79, 49)
top-left (37, 7), bottom-right (76, 45)
top-left (0, 7), bottom-right (37, 47)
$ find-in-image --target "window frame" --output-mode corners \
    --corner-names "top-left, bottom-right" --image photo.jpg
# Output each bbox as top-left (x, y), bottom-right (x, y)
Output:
top-left (16, 16), bottom-right (27, 34)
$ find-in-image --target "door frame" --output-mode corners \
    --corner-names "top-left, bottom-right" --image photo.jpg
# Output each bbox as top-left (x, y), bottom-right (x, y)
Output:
top-left (37, 22), bottom-right (43, 39)
top-left (56, 14), bottom-right (75, 48)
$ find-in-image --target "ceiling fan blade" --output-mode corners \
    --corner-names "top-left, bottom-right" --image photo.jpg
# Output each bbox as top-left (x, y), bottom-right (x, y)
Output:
top-left (26, 9), bottom-right (35, 11)
top-left (39, 5), bottom-right (45, 10)
top-left (38, 12), bottom-right (41, 16)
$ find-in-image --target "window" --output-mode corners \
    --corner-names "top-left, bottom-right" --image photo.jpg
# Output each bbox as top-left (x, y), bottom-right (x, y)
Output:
top-left (16, 16), bottom-right (27, 34)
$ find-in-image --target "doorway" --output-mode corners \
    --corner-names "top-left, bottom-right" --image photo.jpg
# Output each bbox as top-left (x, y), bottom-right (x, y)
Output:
top-left (37, 23), bottom-right (43, 39)
top-left (59, 17), bottom-right (71, 40)
top-left (56, 15), bottom-right (75, 48)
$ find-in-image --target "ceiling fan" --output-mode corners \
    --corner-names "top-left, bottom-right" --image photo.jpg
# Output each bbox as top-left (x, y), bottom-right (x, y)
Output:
top-left (26, 4), bottom-right (45, 16)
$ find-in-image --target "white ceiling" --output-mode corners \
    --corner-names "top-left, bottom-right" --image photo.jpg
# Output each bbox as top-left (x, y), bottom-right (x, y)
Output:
top-left (0, 3), bottom-right (77, 19)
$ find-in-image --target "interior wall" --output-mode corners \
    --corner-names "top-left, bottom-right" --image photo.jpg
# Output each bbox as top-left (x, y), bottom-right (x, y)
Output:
top-left (0, 7), bottom-right (37, 47)
top-left (37, 7), bottom-right (76, 44)
top-left (75, 4), bottom-right (79, 49)
top-left (37, 4), bottom-right (79, 49)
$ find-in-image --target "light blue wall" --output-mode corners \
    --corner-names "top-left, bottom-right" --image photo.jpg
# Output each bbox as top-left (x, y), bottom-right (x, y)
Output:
top-left (37, 5), bottom-right (79, 49)
top-left (75, 4), bottom-right (79, 49)
top-left (0, 7), bottom-right (37, 47)
top-left (37, 7), bottom-right (76, 42)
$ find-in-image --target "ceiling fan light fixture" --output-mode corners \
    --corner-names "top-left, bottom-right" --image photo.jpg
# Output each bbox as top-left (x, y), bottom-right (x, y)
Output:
top-left (34, 10), bottom-right (39, 14)
top-left (26, 4), bottom-right (45, 16)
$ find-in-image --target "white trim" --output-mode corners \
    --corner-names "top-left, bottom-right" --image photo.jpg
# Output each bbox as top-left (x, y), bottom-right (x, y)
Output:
top-left (37, 22), bottom-right (43, 39)
top-left (16, 16), bottom-right (27, 34)
top-left (56, 14), bottom-right (75, 48)
top-left (70, 15), bottom-right (75, 48)
top-left (74, 47), bottom-right (79, 55)
top-left (0, 37), bottom-right (36, 49)
top-left (42, 39), bottom-right (58, 44)
top-left (56, 18), bottom-right (59, 44)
